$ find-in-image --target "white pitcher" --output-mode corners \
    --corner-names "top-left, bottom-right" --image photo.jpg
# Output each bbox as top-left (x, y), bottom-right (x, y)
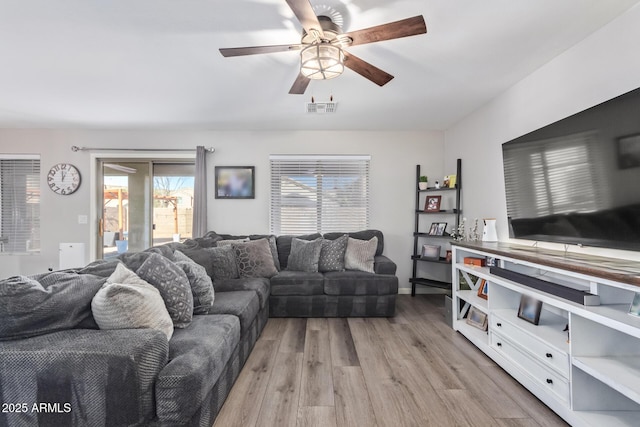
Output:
top-left (482, 218), bottom-right (498, 242)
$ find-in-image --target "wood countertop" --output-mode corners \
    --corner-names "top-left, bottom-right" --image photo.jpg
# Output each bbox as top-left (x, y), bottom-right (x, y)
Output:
top-left (452, 241), bottom-right (640, 287)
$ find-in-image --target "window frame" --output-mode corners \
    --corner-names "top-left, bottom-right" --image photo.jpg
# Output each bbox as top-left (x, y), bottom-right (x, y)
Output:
top-left (269, 155), bottom-right (371, 235)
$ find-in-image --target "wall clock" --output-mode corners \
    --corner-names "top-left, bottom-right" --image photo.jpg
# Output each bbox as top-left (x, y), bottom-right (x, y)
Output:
top-left (47, 163), bottom-right (81, 195)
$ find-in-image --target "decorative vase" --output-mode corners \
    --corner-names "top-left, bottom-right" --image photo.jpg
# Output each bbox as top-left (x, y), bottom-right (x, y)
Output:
top-left (418, 182), bottom-right (428, 190)
top-left (482, 218), bottom-right (498, 242)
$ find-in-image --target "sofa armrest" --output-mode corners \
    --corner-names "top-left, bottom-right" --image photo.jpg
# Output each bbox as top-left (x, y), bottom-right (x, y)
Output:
top-left (0, 328), bottom-right (168, 426)
top-left (374, 255), bottom-right (397, 275)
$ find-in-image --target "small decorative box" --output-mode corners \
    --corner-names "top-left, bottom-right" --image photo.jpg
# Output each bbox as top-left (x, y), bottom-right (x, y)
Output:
top-left (463, 257), bottom-right (486, 267)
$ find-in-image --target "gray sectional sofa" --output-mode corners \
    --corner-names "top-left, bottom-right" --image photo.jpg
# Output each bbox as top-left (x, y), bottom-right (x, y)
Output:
top-left (0, 229), bottom-right (397, 426)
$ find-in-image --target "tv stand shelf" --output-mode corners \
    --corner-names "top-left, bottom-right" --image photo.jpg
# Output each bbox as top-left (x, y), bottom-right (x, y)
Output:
top-left (452, 241), bottom-right (640, 427)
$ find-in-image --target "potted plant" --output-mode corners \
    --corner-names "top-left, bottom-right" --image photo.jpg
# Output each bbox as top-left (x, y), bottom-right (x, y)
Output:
top-left (418, 175), bottom-right (428, 190)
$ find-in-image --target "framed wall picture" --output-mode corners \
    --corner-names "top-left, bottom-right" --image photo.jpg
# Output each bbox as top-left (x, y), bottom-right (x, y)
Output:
top-left (215, 166), bottom-right (255, 199)
top-left (425, 195), bottom-right (442, 212)
top-left (466, 306), bottom-right (488, 331)
top-left (517, 295), bottom-right (543, 325)
top-left (477, 279), bottom-right (488, 300)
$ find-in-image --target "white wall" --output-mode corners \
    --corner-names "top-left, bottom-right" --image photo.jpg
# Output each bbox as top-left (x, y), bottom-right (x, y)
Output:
top-left (444, 4), bottom-right (640, 261)
top-left (0, 129), bottom-right (445, 293)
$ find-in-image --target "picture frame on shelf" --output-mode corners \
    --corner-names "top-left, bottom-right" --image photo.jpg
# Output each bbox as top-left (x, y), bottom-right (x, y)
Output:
top-left (214, 166), bottom-right (255, 199)
top-left (421, 244), bottom-right (441, 260)
top-left (466, 306), bottom-right (488, 331)
top-left (517, 295), bottom-right (543, 325)
top-left (425, 195), bottom-right (442, 212)
top-left (628, 292), bottom-right (640, 317)
top-left (477, 279), bottom-right (488, 300)
top-left (428, 222), bottom-right (447, 236)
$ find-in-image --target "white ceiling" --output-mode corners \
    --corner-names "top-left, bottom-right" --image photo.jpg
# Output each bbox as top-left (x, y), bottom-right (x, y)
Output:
top-left (0, 0), bottom-right (638, 131)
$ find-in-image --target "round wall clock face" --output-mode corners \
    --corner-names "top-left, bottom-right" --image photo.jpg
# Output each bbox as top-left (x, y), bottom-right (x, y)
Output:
top-left (47, 163), bottom-right (81, 195)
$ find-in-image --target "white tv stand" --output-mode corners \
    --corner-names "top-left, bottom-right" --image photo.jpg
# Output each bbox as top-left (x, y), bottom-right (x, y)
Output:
top-left (452, 241), bottom-right (640, 427)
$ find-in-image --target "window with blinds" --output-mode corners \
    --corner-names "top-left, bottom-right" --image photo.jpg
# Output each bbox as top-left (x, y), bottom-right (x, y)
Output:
top-left (503, 131), bottom-right (605, 219)
top-left (270, 155), bottom-right (370, 235)
top-left (0, 155), bottom-right (41, 253)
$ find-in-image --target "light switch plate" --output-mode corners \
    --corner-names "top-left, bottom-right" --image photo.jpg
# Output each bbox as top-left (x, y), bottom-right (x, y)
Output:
top-left (78, 215), bottom-right (88, 224)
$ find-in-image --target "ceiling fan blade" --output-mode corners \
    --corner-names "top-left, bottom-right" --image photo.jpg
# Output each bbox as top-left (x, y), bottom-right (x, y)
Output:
top-left (343, 52), bottom-right (394, 87)
top-left (289, 72), bottom-right (311, 94)
top-left (345, 15), bottom-right (426, 47)
top-left (285, 0), bottom-right (324, 39)
top-left (219, 44), bottom-right (303, 57)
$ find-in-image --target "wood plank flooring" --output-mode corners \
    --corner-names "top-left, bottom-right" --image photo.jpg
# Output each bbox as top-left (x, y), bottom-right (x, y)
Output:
top-left (213, 295), bottom-right (569, 427)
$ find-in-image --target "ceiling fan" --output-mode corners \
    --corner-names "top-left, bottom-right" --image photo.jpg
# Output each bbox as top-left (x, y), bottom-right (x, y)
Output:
top-left (219, 0), bottom-right (427, 94)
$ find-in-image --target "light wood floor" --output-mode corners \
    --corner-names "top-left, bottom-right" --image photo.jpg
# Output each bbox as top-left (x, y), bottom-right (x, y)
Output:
top-left (213, 295), bottom-right (569, 427)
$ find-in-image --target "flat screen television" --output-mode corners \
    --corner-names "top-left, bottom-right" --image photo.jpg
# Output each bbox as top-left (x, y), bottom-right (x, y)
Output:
top-left (502, 86), bottom-right (640, 251)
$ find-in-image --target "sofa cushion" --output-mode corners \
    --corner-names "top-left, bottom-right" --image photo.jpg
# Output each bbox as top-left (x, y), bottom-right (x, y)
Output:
top-left (91, 263), bottom-right (174, 340)
top-left (232, 239), bottom-right (278, 279)
top-left (323, 271), bottom-right (399, 296)
top-left (0, 272), bottom-right (106, 341)
top-left (136, 253), bottom-right (193, 328)
top-left (0, 328), bottom-right (168, 426)
top-left (270, 271), bottom-right (324, 296)
top-left (318, 234), bottom-right (348, 272)
top-left (276, 233), bottom-right (322, 269)
top-left (213, 277), bottom-right (270, 309)
top-left (287, 237), bottom-right (322, 272)
top-left (77, 259), bottom-right (120, 278)
top-left (323, 230), bottom-right (384, 256)
top-left (143, 244), bottom-right (176, 261)
top-left (344, 236), bottom-right (378, 273)
top-left (156, 315), bottom-right (240, 423)
top-left (174, 251), bottom-right (215, 314)
top-left (207, 291), bottom-right (260, 334)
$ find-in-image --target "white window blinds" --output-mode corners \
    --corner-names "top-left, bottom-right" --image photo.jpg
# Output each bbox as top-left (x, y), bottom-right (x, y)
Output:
top-left (0, 155), bottom-right (41, 253)
top-left (270, 155), bottom-right (370, 235)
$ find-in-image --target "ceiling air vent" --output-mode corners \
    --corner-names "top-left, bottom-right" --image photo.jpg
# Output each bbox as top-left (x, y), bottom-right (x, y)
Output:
top-left (306, 102), bottom-right (337, 114)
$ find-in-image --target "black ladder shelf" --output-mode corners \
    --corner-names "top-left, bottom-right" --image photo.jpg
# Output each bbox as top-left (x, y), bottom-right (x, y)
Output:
top-left (410, 159), bottom-right (462, 296)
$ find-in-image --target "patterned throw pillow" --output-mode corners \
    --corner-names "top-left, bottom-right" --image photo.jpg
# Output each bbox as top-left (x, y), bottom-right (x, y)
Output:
top-left (173, 251), bottom-right (215, 314)
top-left (205, 246), bottom-right (240, 281)
top-left (318, 234), bottom-right (348, 272)
top-left (232, 238), bottom-right (279, 278)
top-left (344, 236), bottom-right (378, 273)
top-left (92, 263), bottom-right (174, 340)
top-left (136, 253), bottom-right (193, 328)
top-left (287, 237), bottom-right (323, 272)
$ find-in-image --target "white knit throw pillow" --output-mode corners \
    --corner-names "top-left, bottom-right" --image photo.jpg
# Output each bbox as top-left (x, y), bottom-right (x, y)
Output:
top-left (344, 236), bottom-right (378, 273)
top-left (91, 263), bottom-right (174, 340)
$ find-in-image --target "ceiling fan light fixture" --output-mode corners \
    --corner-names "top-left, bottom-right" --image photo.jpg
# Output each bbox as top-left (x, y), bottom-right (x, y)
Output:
top-left (300, 43), bottom-right (344, 80)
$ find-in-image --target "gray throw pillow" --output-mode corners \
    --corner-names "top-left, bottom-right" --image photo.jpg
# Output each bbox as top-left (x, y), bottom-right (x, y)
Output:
top-left (318, 234), bottom-right (348, 272)
top-left (205, 245), bottom-right (239, 280)
top-left (0, 272), bottom-right (106, 341)
top-left (287, 237), bottom-right (323, 272)
top-left (232, 238), bottom-right (279, 278)
top-left (344, 236), bottom-right (378, 273)
top-left (174, 251), bottom-right (215, 314)
top-left (92, 263), bottom-right (174, 340)
top-left (136, 253), bottom-right (193, 328)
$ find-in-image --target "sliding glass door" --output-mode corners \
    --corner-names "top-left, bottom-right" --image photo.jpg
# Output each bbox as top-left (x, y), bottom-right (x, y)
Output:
top-left (97, 159), bottom-right (194, 259)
